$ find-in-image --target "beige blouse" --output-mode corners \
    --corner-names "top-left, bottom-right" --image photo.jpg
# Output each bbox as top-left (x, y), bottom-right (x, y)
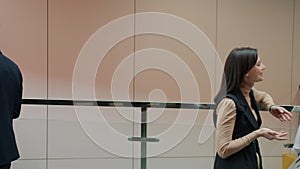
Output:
top-left (215, 88), bottom-right (274, 159)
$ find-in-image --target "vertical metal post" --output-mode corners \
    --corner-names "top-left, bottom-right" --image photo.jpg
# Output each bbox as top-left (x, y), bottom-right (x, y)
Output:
top-left (141, 106), bottom-right (147, 169)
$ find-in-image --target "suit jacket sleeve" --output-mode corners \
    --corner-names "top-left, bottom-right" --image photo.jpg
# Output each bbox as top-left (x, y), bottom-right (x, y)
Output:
top-left (13, 68), bottom-right (23, 119)
top-left (253, 88), bottom-right (275, 111)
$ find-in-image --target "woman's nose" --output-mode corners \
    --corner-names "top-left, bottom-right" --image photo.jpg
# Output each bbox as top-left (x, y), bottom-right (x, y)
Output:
top-left (262, 63), bottom-right (266, 70)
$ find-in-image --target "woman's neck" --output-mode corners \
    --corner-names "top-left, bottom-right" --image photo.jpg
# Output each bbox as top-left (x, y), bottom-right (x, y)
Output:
top-left (240, 82), bottom-right (254, 97)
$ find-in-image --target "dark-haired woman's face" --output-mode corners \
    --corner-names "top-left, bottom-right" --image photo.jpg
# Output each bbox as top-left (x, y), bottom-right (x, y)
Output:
top-left (244, 57), bottom-right (266, 83)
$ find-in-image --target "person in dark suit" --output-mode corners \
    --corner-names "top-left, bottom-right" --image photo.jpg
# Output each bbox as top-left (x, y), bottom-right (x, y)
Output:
top-left (213, 47), bottom-right (292, 169)
top-left (0, 50), bottom-right (23, 169)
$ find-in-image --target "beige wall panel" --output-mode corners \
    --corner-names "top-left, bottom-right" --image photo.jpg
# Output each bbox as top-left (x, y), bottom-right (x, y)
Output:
top-left (291, 0), bottom-right (300, 155)
top-left (0, 0), bottom-right (47, 98)
top-left (49, 0), bottom-right (134, 100)
top-left (293, 0), bottom-right (300, 105)
top-left (262, 157), bottom-right (283, 169)
top-left (133, 0), bottom-right (217, 162)
top-left (136, 0), bottom-right (217, 40)
top-left (217, 0), bottom-right (294, 104)
top-left (135, 0), bottom-right (217, 103)
top-left (95, 37), bottom-right (135, 101)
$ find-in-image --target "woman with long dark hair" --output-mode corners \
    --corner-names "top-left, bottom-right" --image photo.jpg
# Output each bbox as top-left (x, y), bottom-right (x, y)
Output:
top-left (213, 47), bottom-right (292, 169)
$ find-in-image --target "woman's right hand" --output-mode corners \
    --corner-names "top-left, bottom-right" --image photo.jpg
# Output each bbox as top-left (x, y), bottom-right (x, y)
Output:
top-left (256, 128), bottom-right (288, 141)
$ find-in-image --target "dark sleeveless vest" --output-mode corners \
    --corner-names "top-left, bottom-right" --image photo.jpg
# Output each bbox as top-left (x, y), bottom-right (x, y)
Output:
top-left (213, 89), bottom-right (263, 169)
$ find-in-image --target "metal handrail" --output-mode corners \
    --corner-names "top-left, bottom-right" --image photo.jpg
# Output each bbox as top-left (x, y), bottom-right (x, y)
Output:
top-left (21, 99), bottom-right (300, 112)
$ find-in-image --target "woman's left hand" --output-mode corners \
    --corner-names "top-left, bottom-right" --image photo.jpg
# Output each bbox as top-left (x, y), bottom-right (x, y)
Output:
top-left (270, 106), bottom-right (293, 122)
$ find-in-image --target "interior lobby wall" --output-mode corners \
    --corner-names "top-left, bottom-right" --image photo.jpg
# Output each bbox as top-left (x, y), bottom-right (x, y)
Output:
top-left (0, 0), bottom-right (299, 169)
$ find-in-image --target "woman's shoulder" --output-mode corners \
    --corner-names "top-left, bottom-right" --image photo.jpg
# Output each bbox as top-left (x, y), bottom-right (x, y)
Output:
top-left (218, 98), bottom-right (236, 110)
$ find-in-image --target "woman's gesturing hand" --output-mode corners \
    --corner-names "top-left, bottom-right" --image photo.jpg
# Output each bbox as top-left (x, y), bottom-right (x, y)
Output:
top-left (256, 128), bottom-right (288, 141)
top-left (270, 105), bottom-right (292, 122)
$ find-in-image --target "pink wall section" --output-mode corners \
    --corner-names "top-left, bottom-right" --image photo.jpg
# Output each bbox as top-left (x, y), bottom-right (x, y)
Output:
top-left (0, 0), bottom-right (298, 104)
top-left (48, 0), bottom-right (135, 100)
top-left (0, 0), bottom-right (47, 98)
